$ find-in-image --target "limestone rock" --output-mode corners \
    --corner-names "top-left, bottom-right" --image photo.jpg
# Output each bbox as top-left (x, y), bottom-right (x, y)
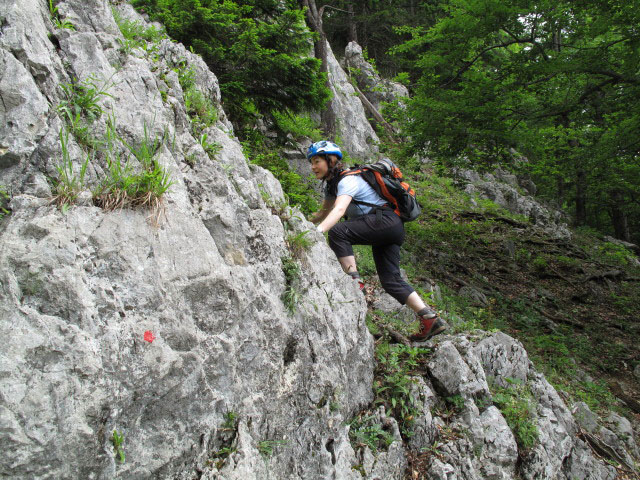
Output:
top-left (325, 40), bottom-right (379, 161)
top-left (343, 41), bottom-right (409, 113)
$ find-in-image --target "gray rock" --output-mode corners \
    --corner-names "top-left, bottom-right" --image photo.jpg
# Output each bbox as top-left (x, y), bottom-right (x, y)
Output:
top-left (0, 49), bottom-right (49, 168)
top-left (343, 41), bottom-right (409, 113)
top-left (572, 402), bottom-right (599, 433)
top-left (325, 40), bottom-right (379, 161)
top-left (458, 285), bottom-right (488, 306)
top-left (428, 340), bottom-right (490, 398)
top-left (457, 168), bottom-right (571, 239)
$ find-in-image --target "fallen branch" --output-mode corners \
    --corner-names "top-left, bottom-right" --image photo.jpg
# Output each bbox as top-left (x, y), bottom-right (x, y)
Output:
top-left (578, 429), bottom-right (637, 474)
top-left (458, 211), bottom-right (528, 228)
top-left (610, 381), bottom-right (640, 414)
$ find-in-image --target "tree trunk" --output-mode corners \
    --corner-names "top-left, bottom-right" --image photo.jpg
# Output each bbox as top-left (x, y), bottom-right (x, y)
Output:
top-left (301, 0), bottom-right (336, 137)
top-left (610, 189), bottom-right (631, 241)
top-left (347, 3), bottom-right (357, 43)
top-left (575, 165), bottom-right (587, 226)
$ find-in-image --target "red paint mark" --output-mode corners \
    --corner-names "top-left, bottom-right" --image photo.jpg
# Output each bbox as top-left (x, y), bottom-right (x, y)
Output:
top-left (144, 330), bottom-right (156, 343)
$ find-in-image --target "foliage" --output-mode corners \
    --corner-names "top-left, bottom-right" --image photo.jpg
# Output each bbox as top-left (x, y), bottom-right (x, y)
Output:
top-left (281, 255), bottom-right (302, 314)
top-left (48, 0), bottom-right (75, 30)
top-left (348, 414), bottom-right (394, 454)
top-left (56, 75), bottom-right (113, 148)
top-left (373, 341), bottom-right (431, 434)
top-left (199, 133), bottom-right (222, 159)
top-left (257, 439), bottom-right (287, 458)
top-left (389, 0), bottom-right (640, 242)
top-left (271, 109), bottom-right (323, 142)
top-left (176, 64), bottom-right (218, 136)
top-left (93, 120), bottom-right (173, 218)
top-left (286, 229), bottom-right (312, 259)
top-left (245, 135), bottom-right (319, 216)
top-left (490, 378), bottom-right (539, 450)
top-left (0, 185), bottom-right (11, 219)
top-left (51, 129), bottom-right (89, 209)
top-left (113, 7), bottom-right (166, 55)
top-left (132, 0), bottom-right (330, 127)
top-left (111, 430), bottom-right (126, 463)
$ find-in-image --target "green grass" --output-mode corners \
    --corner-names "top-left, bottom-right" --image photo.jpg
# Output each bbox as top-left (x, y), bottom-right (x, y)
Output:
top-left (92, 120), bottom-right (173, 218)
top-left (490, 378), bottom-right (539, 450)
top-left (281, 255), bottom-right (302, 314)
top-left (113, 7), bottom-right (165, 56)
top-left (111, 430), bottom-right (125, 464)
top-left (51, 128), bottom-right (89, 209)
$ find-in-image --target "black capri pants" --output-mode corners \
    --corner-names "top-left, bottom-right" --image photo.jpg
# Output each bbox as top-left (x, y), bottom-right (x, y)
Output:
top-left (327, 208), bottom-right (415, 304)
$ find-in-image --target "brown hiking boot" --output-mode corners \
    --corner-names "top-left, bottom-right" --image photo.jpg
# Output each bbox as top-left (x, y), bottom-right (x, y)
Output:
top-left (409, 313), bottom-right (448, 341)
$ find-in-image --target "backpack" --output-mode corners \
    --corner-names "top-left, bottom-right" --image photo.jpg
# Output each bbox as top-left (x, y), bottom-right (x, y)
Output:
top-left (337, 158), bottom-right (421, 222)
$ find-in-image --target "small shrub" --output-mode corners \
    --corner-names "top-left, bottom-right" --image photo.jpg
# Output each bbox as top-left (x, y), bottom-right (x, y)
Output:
top-left (0, 185), bottom-right (11, 219)
top-left (281, 255), bottom-right (302, 314)
top-left (111, 430), bottom-right (125, 463)
top-left (271, 109), bottom-right (323, 141)
top-left (348, 414), bottom-right (394, 454)
top-left (532, 255), bottom-right (548, 273)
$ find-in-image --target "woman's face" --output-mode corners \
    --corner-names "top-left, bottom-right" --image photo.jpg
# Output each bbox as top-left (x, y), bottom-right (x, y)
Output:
top-left (310, 155), bottom-right (331, 179)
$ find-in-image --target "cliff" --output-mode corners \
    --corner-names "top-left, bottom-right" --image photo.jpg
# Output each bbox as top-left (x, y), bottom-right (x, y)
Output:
top-left (0, 1), bottom-right (636, 479)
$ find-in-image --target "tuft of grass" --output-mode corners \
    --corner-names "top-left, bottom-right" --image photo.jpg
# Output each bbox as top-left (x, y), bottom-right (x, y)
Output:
top-left (56, 75), bottom-right (113, 149)
top-left (92, 120), bottom-right (173, 221)
top-left (176, 64), bottom-right (218, 135)
top-left (51, 128), bottom-right (89, 210)
top-left (286, 230), bottom-right (312, 259)
top-left (199, 133), bottom-right (222, 159)
top-left (257, 439), bottom-right (287, 458)
top-left (49, 0), bottom-right (74, 30)
top-left (0, 185), bottom-right (11, 219)
top-left (112, 8), bottom-right (165, 56)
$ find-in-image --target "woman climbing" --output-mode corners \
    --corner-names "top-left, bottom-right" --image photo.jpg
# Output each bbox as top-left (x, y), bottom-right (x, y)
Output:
top-left (307, 140), bottom-right (448, 341)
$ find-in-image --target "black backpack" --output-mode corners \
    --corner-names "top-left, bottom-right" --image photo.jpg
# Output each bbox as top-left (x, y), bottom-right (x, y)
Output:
top-left (337, 158), bottom-right (421, 222)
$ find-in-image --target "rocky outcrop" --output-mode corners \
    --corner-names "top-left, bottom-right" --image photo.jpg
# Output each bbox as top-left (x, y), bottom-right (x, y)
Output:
top-left (458, 168), bottom-right (572, 239)
top-left (0, 1), bottom-right (375, 478)
top-left (325, 40), bottom-right (379, 161)
top-left (1, 1), bottom-right (636, 479)
top-left (343, 41), bottom-right (409, 114)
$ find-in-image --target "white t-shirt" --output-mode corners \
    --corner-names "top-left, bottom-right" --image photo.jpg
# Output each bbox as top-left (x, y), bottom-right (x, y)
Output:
top-left (325, 174), bottom-right (387, 219)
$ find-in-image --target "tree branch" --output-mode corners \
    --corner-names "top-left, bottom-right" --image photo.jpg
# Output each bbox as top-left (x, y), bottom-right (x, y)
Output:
top-left (441, 38), bottom-right (533, 87)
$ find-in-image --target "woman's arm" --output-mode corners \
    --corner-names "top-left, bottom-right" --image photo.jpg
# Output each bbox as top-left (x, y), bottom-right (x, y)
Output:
top-left (310, 198), bottom-right (335, 224)
top-left (317, 195), bottom-right (352, 233)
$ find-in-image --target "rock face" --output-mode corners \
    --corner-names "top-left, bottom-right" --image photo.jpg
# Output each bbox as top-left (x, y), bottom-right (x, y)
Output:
top-left (0, 2), bottom-right (374, 479)
top-left (0, 2), bottom-right (635, 479)
top-left (343, 41), bottom-right (409, 113)
top-left (458, 168), bottom-right (572, 239)
top-left (325, 40), bottom-right (379, 161)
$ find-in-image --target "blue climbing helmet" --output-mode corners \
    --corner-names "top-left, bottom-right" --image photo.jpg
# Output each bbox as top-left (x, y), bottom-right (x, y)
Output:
top-left (306, 140), bottom-right (343, 160)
